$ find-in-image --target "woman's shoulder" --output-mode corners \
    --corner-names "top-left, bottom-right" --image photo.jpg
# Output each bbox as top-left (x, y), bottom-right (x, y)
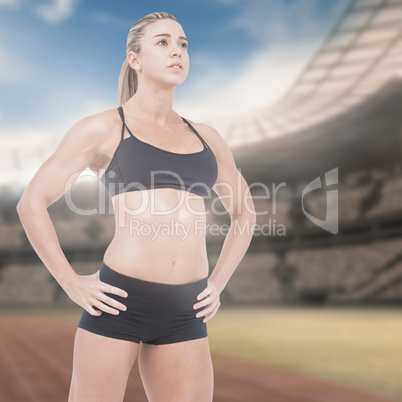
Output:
top-left (69, 107), bottom-right (121, 145)
top-left (78, 107), bottom-right (120, 135)
top-left (183, 118), bottom-right (232, 157)
top-left (58, 108), bottom-right (122, 163)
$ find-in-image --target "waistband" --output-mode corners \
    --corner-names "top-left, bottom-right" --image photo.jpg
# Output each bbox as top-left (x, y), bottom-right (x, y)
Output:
top-left (99, 261), bottom-right (209, 312)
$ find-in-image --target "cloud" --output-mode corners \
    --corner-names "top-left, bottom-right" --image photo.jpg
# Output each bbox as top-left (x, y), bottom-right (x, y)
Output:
top-left (175, 40), bottom-right (315, 128)
top-left (0, 94), bottom-right (113, 189)
top-left (90, 10), bottom-right (130, 29)
top-left (0, 0), bottom-right (21, 8)
top-left (174, 0), bottom-right (352, 128)
top-left (224, 0), bottom-right (351, 44)
top-left (0, 128), bottom-right (59, 189)
top-left (0, 0), bottom-right (81, 22)
top-left (0, 40), bottom-right (30, 85)
top-left (33, 0), bottom-right (80, 23)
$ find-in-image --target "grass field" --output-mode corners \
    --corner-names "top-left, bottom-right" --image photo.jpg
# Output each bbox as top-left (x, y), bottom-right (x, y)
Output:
top-left (1, 306), bottom-right (401, 400)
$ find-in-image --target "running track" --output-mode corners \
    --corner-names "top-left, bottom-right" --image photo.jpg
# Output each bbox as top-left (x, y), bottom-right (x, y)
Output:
top-left (0, 315), bottom-right (400, 402)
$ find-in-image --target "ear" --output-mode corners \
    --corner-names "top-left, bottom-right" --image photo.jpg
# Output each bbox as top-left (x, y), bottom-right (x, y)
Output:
top-left (127, 51), bottom-right (141, 72)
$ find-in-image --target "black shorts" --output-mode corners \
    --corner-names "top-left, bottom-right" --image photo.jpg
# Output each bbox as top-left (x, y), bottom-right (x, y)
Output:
top-left (77, 262), bottom-right (209, 345)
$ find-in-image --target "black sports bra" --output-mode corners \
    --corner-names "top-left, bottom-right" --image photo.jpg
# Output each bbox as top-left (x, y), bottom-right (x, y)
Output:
top-left (100, 106), bottom-right (218, 198)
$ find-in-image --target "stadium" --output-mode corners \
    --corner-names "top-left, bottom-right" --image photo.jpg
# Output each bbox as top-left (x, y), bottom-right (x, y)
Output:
top-left (1, 0), bottom-right (402, 401)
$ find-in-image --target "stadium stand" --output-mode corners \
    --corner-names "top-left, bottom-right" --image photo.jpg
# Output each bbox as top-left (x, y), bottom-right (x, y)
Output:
top-left (2, 0), bottom-right (402, 306)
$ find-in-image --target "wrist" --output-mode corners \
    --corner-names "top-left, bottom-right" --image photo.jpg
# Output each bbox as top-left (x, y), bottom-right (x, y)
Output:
top-left (59, 272), bottom-right (80, 292)
top-left (208, 277), bottom-right (225, 293)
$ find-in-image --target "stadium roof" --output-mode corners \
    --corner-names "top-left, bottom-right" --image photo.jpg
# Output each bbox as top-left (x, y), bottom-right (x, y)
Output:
top-left (223, 0), bottom-right (402, 149)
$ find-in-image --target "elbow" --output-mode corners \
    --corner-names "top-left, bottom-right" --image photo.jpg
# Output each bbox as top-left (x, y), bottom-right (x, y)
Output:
top-left (16, 200), bottom-right (23, 214)
top-left (17, 197), bottom-right (49, 221)
top-left (16, 200), bottom-right (28, 218)
top-left (17, 189), bottom-right (49, 221)
top-left (16, 193), bottom-right (29, 215)
top-left (230, 212), bottom-right (256, 236)
top-left (231, 211), bottom-right (257, 225)
top-left (16, 204), bottom-right (25, 226)
top-left (16, 195), bottom-right (36, 217)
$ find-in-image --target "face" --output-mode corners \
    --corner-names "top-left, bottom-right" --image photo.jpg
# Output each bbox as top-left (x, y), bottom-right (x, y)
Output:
top-left (128, 19), bottom-right (189, 87)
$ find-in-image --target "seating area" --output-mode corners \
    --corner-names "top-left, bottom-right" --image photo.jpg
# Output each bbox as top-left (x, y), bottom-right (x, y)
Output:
top-left (2, 162), bottom-right (402, 306)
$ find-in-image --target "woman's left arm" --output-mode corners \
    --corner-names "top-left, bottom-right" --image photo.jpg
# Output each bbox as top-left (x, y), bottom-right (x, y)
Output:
top-left (193, 124), bottom-right (257, 322)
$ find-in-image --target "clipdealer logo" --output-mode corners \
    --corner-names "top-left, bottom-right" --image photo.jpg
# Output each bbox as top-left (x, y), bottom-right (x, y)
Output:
top-left (301, 167), bottom-right (338, 234)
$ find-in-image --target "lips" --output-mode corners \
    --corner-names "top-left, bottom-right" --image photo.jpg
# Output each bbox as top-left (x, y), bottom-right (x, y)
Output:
top-left (168, 61), bottom-right (183, 70)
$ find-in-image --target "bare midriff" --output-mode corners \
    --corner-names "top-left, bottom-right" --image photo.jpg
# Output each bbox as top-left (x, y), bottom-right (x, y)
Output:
top-left (103, 188), bottom-right (210, 285)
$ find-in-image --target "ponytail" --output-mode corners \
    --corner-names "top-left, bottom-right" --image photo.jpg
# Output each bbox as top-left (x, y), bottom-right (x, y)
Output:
top-left (117, 58), bottom-right (138, 107)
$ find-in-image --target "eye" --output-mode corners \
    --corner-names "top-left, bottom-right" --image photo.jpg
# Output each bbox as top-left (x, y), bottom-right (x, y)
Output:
top-left (157, 40), bottom-right (188, 49)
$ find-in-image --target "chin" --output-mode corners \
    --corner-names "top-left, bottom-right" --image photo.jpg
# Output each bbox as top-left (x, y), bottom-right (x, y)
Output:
top-left (161, 76), bottom-right (187, 87)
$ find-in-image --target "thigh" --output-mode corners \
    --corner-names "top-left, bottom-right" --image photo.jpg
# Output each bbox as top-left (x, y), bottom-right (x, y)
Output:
top-left (69, 327), bottom-right (140, 402)
top-left (138, 337), bottom-right (214, 402)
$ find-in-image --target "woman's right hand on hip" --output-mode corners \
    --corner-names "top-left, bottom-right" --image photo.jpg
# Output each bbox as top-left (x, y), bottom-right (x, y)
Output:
top-left (63, 270), bottom-right (128, 316)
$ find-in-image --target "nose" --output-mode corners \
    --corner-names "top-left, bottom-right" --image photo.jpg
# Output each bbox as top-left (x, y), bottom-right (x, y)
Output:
top-left (170, 43), bottom-right (184, 57)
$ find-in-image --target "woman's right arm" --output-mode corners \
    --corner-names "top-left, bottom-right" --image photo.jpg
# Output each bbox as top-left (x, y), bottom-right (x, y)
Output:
top-left (16, 111), bottom-right (128, 316)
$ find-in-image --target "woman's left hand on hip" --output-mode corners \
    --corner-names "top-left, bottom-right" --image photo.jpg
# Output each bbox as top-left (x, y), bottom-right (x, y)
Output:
top-left (193, 279), bottom-right (222, 323)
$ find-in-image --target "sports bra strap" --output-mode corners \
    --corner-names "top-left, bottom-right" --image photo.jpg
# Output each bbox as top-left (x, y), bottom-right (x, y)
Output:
top-left (117, 106), bottom-right (125, 123)
top-left (117, 106), bottom-right (210, 150)
top-left (181, 117), bottom-right (210, 150)
top-left (118, 106), bottom-right (135, 142)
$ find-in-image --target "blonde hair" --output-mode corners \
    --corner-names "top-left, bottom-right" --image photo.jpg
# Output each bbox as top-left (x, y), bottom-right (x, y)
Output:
top-left (117, 12), bottom-right (179, 106)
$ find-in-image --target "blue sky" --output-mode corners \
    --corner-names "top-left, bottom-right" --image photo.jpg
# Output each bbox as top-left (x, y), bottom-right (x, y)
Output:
top-left (0, 0), bottom-right (351, 189)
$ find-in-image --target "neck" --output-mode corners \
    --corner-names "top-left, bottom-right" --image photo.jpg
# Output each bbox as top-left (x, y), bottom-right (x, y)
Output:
top-left (124, 78), bottom-right (179, 126)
